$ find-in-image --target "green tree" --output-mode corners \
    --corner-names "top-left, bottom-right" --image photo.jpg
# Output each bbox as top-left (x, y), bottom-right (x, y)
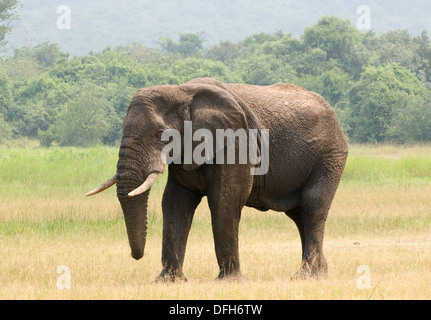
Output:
top-left (207, 40), bottom-right (241, 66)
top-left (348, 64), bottom-right (425, 143)
top-left (389, 89), bottom-right (431, 142)
top-left (33, 42), bottom-right (69, 69)
top-left (302, 16), bottom-right (365, 78)
top-left (0, 71), bottom-right (12, 142)
top-left (241, 32), bottom-right (284, 47)
top-left (414, 31), bottom-right (431, 85)
top-left (0, 113), bottom-right (11, 143)
top-left (297, 70), bottom-right (353, 106)
top-left (235, 54), bottom-right (296, 85)
top-left (172, 57), bottom-right (240, 83)
top-left (0, 70), bottom-right (10, 114)
top-left (302, 16), bottom-right (360, 60)
top-left (159, 32), bottom-right (205, 57)
top-left (295, 48), bottom-right (333, 76)
top-left (373, 30), bottom-right (421, 73)
top-left (40, 84), bottom-right (112, 147)
top-left (0, 0), bottom-right (18, 50)
top-left (7, 74), bottom-right (71, 137)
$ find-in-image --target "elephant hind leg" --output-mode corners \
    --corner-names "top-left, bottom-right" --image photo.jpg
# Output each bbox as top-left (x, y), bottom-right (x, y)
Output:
top-left (285, 207), bottom-right (324, 280)
top-left (290, 162), bottom-right (344, 279)
top-left (285, 208), bottom-right (305, 257)
top-left (287, 203), bottom-right (329, 280)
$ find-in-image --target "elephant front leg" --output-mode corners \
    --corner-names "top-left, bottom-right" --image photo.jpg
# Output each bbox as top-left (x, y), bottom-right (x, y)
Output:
top-left (207, 194), bottom-right (245, 280)
top-left (156, 177), bottom-right (202, 282)
top-left (206, 165), bottom-right (252, 280)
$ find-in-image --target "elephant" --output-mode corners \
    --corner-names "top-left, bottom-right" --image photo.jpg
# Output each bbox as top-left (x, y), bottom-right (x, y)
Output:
top-left (86, 77), bottom-right (348, 281)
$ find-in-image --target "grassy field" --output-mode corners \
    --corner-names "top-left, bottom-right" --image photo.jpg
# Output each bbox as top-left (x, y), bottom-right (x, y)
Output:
top-left (1, 144), bottom-right (431, 300)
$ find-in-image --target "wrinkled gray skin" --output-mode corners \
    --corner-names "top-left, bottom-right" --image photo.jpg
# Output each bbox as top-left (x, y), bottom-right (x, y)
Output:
top-left (100, 77), bottom-right (348, 282)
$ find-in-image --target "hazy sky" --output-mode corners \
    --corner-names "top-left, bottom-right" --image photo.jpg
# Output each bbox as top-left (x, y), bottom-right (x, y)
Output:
top-left (6, 0), bottom-right (431, 55)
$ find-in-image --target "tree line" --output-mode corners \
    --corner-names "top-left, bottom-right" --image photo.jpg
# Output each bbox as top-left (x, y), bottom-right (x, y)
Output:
top-left (1, 15), bottom-right (431, 147)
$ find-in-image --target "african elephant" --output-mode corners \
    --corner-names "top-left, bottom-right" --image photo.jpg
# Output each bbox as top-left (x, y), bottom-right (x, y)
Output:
top-left (86, 77), bottom-right (348, 281)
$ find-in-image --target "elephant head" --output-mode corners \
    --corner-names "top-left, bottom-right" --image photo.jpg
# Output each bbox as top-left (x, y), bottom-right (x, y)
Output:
top-left (86, 81), bottom-right (249, 261)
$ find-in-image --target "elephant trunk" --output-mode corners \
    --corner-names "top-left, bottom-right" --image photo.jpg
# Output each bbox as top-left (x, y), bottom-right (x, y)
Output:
top-left (117, 191), bottom-right (149, 260)
top-left (116, 157), bottom-right (151, 260)
top-left (116, 136), bottom-right (165, 260)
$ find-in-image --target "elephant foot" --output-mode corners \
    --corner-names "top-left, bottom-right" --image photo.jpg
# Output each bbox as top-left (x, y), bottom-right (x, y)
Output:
top-left (291, 269), bottom-right (313, 280)
top-left (154, 269), bottom-right (187, 284)
top-left (291, 264), bottom-right (328, 280)
top-left (216, 270), bottom-right (245, 282)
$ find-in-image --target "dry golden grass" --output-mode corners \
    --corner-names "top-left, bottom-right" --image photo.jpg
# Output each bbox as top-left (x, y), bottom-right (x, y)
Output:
top-left (1, 145), bottom-right (430, 300)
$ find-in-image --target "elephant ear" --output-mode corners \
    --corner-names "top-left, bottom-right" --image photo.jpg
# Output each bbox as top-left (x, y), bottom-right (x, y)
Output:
top-left (182, 84), bottom-right (249, 171)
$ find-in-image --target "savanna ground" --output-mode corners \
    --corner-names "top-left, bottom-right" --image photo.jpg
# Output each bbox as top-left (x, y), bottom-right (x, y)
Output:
top-left (0, 144), bottom-right (430, 300)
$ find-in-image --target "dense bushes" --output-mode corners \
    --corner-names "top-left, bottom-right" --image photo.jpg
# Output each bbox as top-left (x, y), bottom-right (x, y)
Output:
top-left (1, 16), bottom-right (431, 146)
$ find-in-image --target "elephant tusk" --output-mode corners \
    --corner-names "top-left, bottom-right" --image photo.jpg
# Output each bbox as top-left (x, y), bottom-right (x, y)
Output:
top-left (85, 174), bottom-right (118, 197)
top-left (128, 172), bottom-right (159, 197)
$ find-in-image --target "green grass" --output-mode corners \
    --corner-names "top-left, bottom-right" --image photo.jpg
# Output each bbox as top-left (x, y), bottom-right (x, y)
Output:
top-left (343, 155), bottom-right (431, 185)
top-left (0, 147), bottom-right (119, 198)
top-left (1, 144), bottom-right (431, 299)
top-left (342, 144), bottom-right (431, 185)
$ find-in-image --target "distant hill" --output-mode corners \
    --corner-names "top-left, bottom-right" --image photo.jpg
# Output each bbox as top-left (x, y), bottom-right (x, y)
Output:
top-left (6, 0), bottom-right (431, 56)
